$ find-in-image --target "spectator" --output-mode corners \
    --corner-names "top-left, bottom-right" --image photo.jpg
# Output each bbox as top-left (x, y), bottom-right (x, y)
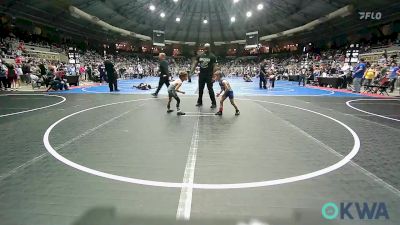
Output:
top-left (0, 60), bottom-right (7, 90)
top-left (387, 62), bottom-right (400, 93)
top-left (6, 64), bottom-right (18, 90)
top-left (363, 64), bottom-right (377, 86)
top-left (104, 58), bottom-right (119, 92)
top-left (22, 61), bottom-right (31, 84)
top-left (352, 58), bottom-right (367, 93)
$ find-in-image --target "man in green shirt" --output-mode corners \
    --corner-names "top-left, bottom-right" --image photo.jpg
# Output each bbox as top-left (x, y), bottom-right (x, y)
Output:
top-left (152, 53), bottom-right (170, 97)
top-left (190, 43), bottom-right (217, 108)
top-left (380, 64), bottom-right (388, 78)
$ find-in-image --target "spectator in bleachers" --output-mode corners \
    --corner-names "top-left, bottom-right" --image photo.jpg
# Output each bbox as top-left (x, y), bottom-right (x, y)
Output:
top-left (388, 62), bottom-right (400, 93)
top-left (79, 65), bottom-right (86, 80)
top-left (352, 58), bottom-right (367, 93)
top-left (15, 64), bottom-right (23, 88)
top-left (363, 64), bottom-right (377, 86)
top-left (6, 64), bottom-right (19, 90)
top-left (104, 58), bottom-right (119, 92)
top-left (22, 61), bottom-right (31, 84)
top-left (46, 76), bottom-right (69, 92)
top-left (0, 60), bottom-right (8, 91)
top-left (98, 63), bottom-right (106, 82)
top-left (38, 63), bottom-right (47, 76)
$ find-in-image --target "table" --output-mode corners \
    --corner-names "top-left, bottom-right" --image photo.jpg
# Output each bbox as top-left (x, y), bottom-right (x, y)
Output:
top-left (288, 75), bottom-right (300, 81)
top-left (66, 76), bottom-right (79, 86)
top-left (317, 77), bottom-right (343, 89)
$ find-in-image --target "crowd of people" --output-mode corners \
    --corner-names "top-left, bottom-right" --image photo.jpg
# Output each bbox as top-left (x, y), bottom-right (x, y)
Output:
top-left (0, 31), bottom-right (399, 94)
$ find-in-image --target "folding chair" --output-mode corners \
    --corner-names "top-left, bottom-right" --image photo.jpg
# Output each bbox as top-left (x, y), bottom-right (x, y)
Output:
top-left (30, 74), bottom-right (42, 89)
top-left (365, 77), bottom-right (390, 96)
top-left (376, 80), bottom-right (390, 96)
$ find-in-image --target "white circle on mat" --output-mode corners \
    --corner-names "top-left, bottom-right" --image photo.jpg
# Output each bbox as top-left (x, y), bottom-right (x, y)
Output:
top-left (43, 97), bottom-right (360, 189)
top-left (346, 98), bottom-right (400, 122)
top-left (0, 94), bottom-right (66, 118)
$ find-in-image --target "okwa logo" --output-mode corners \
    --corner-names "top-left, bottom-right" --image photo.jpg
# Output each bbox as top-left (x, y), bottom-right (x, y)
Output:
top-left (359, 12), bottom-right (382, 20)
top-left (322, 202), bottom-right (389, 220)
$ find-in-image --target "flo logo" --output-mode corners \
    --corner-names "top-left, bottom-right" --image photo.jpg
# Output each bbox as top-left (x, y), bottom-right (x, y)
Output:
top-left (322, 202), bottom-right (389, 220)
top-left (359, 12), bottom-right (382, 20)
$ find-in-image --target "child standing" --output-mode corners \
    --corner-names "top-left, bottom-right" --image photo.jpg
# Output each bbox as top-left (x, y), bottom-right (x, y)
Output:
top-left (167, 71), bottom-right (188, 116)
top-left (214, 71), bottom-right (240, 116)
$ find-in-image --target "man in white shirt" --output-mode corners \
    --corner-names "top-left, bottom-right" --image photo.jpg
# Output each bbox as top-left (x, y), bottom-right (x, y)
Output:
top-left (137, 64), bottom-right (143, 79)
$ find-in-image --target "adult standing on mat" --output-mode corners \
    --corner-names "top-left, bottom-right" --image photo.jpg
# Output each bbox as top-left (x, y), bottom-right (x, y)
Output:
top-left (299, 66), bottom-right (307, 86)
top-left (152, 53), bottom-right (170, 97)
top-left (190, 43), bottom-right (217, 108)
top-left (259, 60), bottom-right (267, 89)
top-left (104, 58), bottom-right (119, 92)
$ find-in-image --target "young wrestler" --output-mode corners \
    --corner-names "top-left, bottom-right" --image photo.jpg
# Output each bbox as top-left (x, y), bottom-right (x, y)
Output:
top-left (214, 71), bottom-right (240, 116)
top-left (167, 71), bottom-right (188, 115)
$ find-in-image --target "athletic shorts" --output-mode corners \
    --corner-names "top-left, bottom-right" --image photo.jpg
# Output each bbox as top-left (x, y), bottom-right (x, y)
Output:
top-left (8, 76), bottom-right (17, 82)
top-left (223, 91), bottom-right (234, 99)
top-left (168, 89), bottom-right (178, 98)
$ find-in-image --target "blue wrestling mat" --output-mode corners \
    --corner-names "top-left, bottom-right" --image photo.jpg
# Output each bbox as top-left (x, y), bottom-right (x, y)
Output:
top-left (60, 77), bottom-right (361, 97)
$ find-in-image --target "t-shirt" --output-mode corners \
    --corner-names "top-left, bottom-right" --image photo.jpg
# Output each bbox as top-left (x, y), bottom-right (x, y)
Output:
top-left (15, 57), bottom-right (22, 65)
top-left (353, 63), bottom-right (366, 78)
top-left (197, 52), bottom-right (216, 77)
top-left (380, 67), bottom-right (388, 77)
top-left (364, 69), bottom-right (375, 79)
top-left (7, 68), bottom-right (17, 78)
top-left (138, 65), bottom-right (143, 74)
top-left (260, 64), bottom-right (267, 76)
top-left (98, 65), bottom-right (105, 75)
top-left (0, 65), bottom-right (6, 77)
top-left (104, 60), bottom-right (114, 77)
top-left (388, 66), bottom-right (399, 79)
top-left (39, 64), bottom-right (47, 75)
top-left (22, 64), bottom-right (31, 74)
top-left (16, 68), bottom-right (23, 76)
top-left (159, 60), bottom-right (169, 77)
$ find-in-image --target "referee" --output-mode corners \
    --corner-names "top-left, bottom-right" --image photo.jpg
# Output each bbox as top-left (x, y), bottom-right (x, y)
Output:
top-left (190, 43), bottom-right (217, 108)
top-left (259, 60), bottom-right (267, 89)
top-left (152, 53), bottom-right (170, 97)
top-left (104, 58), bottom-right (119, 92)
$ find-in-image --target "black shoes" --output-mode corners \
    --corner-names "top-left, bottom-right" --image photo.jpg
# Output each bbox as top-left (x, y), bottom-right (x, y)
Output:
top-left (215, 111), bottom-right (223, 116)
top-left (151, 93), bottom-right (158, 97)
top-left (168, 109), bottom-right (185, 116)
top-left (215, 110), bottom-right (240, 116)
top-left (177, 111), bottom-right (186, 116)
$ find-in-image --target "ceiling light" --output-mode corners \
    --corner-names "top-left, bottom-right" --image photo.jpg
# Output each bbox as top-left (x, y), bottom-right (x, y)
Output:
top-left (173, 0), bottom-right (178, 2)
top-left (203, 19), bottom-right (208, 24)
top-left (233, 0), bottom-right (239, 3)
top-left (257, 3), bottom-right (263, 10)
top-left (176, 17), bottom-right (181, 22)
top-left (160, 12), bottom-right (165, 18)
top-left (149, 5), bottom-right (155, 11)
top-left (230, 16), bottom-right (236, 22)
top-left (246, 11), bottom-right (252, 17)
